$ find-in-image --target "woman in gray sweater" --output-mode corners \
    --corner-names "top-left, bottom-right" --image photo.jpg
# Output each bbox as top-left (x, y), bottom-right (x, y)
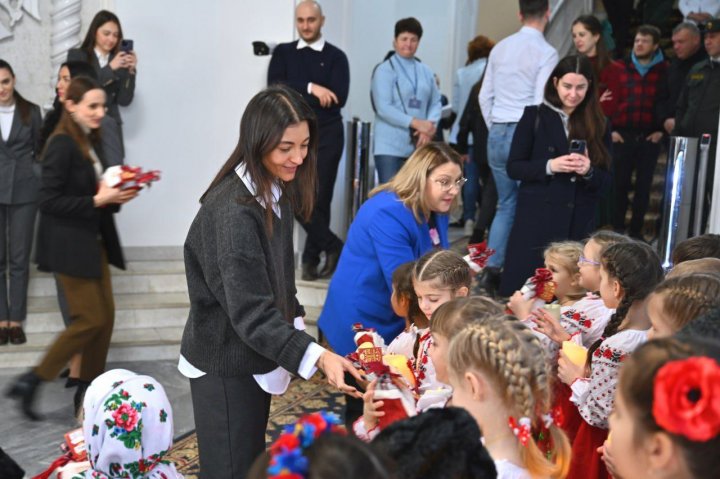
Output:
top-left (179, 85), bottom-right (361, 478)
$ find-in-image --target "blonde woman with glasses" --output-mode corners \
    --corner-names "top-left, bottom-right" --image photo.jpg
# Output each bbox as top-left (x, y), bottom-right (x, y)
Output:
top-left (319, 142), bottom-right (463, 425)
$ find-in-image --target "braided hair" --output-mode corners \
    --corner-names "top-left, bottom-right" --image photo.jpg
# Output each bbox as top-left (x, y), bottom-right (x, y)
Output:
top-left (413, 249), bottom-right (471, 292)
top-left (651, 273), bottom-right (720, 334)
top-left (587, 242), bottom-right (664, 360)
top-left (448, 320), bottom-right (571, 479)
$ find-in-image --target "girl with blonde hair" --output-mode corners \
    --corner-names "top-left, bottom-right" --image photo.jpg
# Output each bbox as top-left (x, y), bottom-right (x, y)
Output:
top-left (448, 320), bottom-right (571, 478)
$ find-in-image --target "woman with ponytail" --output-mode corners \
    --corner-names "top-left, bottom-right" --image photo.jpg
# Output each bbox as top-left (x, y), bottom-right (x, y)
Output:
top-left (558, 241), bottom-right (663, 479)
top-left (448, 319), bottom-right (571, 478)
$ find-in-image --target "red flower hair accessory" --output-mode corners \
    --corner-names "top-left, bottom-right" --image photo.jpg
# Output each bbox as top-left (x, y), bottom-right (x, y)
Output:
top-left (653, 357), bottom-right (720, 442)
top-left (508, 416), bottom-right (532, 446)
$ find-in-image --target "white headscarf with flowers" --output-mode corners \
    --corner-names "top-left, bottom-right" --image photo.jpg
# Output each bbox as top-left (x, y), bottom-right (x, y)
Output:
top-left (72, 369), bottom-right (183, 479)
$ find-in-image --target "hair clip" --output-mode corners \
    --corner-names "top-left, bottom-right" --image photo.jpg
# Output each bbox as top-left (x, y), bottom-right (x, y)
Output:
top-left (653, 356), bottom-right (720, 442)
top-left (268, 411), bottom-right (345, 478)
top-left (508, 416), bottom-right (532, 446)
top-left (541, 406), bottom-right (564, 429)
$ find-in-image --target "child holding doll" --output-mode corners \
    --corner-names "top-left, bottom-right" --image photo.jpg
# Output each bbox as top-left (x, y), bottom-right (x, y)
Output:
top-left (526, 232), bottom-right (630, 440)
top-left (558, 241), bottom-right (663, 479)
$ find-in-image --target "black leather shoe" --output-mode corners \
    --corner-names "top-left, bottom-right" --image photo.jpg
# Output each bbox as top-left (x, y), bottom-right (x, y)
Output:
top-left (319, 244), bottom-right (343, 279)
top-left (477, 267), bottom-right (501, 298)
top-left (0, 327), bottom-right (8, 346)
top-left (5, 371), bottom-right (43, 421)
top-left (7, 326), bottom-right (26, 345)
top-left (301, 262), bottom-right (319, 281)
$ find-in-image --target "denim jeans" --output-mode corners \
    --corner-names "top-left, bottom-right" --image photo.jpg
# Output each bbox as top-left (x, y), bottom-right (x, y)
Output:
top-left (374, 155), bottom-right (407, 184)
top-left (462, 150), bottom-right (480, 221)
top-left (486, 123), bottom-right (518, 268)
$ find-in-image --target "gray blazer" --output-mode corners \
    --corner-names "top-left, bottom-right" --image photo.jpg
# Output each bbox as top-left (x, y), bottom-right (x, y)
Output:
top-left (0, 105), bottom-right (42, 205)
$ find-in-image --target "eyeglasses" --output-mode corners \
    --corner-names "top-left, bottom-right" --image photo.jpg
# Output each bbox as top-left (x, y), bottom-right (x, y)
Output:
top-left (578, 255), bottom-right (600, 266)
top-left (433, 177), bottom-right (467, 192)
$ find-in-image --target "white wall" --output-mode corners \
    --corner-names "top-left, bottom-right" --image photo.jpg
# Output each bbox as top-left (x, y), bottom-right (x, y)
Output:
top-left (114, 0), bottom-right (295, 246)
top-left (2, 0), bottom-right (479, 247)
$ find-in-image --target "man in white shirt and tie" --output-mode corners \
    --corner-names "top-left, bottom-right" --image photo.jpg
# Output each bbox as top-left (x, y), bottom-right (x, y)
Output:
top-left (477, 0), bottom-right (558, 297)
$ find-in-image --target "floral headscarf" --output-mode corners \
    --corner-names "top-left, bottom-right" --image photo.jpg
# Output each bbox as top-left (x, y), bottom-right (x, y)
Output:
top-left (73, 369), bottom-right (182, 479)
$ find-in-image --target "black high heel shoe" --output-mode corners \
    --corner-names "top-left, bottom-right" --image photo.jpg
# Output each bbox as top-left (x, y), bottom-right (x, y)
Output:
top-left (5, 371), bottom-right (43, 421)
top-left (74, 381), bottom-right (91, 417)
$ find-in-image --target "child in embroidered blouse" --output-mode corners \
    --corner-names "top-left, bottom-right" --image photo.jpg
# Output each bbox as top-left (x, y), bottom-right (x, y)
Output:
top-left (448, 320), bottom-right (571, 479)
top-left (530, 232), bottom-right (631, 441)
top-left (558, 241), bottom-right (663, 479)
top-left (385, 261), bottom-right (427, 359)
top-left (508, 241), bottom-right (586, 356)
top-left (605, 337), bottom-right (720, 479)
top-left (356, 252), bottom-right (474, 440)
top-left (646, 273), bottom-right (720, 339)
top-left (409, 249), bottom-right (471, 390)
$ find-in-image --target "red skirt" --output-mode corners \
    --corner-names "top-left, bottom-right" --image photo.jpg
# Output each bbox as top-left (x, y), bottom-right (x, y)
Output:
top-left (568, 421), bottom-right (609, 479)
top-left (554, 382), bottom-right (583, 443)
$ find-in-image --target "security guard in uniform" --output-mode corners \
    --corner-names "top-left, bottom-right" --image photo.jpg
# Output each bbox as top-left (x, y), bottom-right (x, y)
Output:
top-left (674, 18), bottom-right (720, 229)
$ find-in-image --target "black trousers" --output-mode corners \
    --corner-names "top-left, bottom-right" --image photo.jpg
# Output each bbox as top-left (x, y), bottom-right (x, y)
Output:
top-left (612, 130), bottom-right (662, 237)
top-left (299, 120), bottom-right (344, 265)
top-left (190, 374), bottom-right (272, 479)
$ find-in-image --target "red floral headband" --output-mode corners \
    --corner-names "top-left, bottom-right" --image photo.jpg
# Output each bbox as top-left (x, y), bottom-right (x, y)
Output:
top-left (652, 356), bottom-right (720, 442)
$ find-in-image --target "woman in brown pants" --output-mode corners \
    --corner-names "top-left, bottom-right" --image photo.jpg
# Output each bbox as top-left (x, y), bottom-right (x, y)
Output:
top-left (5, 76), bottom-right (136, 420)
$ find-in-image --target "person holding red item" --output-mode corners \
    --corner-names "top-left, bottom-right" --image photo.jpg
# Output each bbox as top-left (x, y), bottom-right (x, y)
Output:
top-left (558, 241), bottom-right (663, 479)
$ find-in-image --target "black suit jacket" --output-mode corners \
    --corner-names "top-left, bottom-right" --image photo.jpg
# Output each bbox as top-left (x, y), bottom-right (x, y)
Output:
top-left (67, 48), bottom-right (136, 126)
top-left (0, 104), bottom-right (42, 204)
top-left (36, 134), bottom-right (125, 278)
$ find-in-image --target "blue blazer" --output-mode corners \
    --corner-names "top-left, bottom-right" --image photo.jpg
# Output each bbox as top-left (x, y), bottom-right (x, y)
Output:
top-left (318, 191), bottom-right (449, 355)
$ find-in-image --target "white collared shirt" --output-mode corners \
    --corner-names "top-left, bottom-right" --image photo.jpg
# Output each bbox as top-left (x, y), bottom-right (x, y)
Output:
top-left (177, 163), bottom-right (326, 394)
top-left (94, 48), bottom-right (110, 68)
top-left (479, 26), bottom-right (558, 127)
top-left (297, 36), bottom-right (325, 52)
top-left (0, 103), bottom-right (15, 142)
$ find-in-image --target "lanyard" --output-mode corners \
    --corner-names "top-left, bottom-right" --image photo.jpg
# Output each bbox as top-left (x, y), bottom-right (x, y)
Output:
top-left (392, 54), bottom-right (418, 98)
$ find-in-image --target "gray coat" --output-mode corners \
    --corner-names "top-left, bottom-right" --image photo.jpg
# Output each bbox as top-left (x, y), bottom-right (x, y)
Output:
top-left (0, 104), bottom-right (42, 205)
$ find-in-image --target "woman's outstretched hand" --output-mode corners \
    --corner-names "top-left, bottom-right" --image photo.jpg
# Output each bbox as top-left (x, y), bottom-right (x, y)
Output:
top-left (317, 350), bottom-right (363, 398)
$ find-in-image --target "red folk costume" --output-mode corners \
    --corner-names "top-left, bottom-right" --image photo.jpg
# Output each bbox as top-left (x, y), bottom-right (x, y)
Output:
top-left (567, 329), bottom-right (647, 479)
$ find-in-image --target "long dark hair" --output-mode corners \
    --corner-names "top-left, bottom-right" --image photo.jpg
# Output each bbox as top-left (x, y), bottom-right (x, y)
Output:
top-left (587, 242), bottom-right (664, 361)
top-left (544, 55), bottom-right (610, 170)
top-left (201, 85), bottom-right (318, 232)
top-left (48, 76), bottom-right (103, 162)
top-left (572, 15), bottom-right (612, 77)
top-left (80, 10), bottom-right (124, 56)
top-left (40, 61), bottom-right (100, 152)
top-left (0, 59), bottom-right (34, 126)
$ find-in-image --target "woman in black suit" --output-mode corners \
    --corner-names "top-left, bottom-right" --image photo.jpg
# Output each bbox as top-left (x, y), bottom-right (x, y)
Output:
top-left (499, 55), bottom-right (612, 297)
top-left (0, 60), bottom-right (42, 346)
top-left (6, 76), bottom-right (137, 420)
top-left (67, 10), bottom-right (136, 152)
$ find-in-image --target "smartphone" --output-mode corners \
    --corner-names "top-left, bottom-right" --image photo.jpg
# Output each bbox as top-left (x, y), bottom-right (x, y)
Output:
top-left (569, 139), bottom-right (587, 154)
top-left (120, 39), bottom-right (134, 53)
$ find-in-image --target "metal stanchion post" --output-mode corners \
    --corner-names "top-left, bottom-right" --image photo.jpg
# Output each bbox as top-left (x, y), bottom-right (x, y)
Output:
top-left (658, 137), bottom-right (699, 270)
top-left (345, 119), bottom-right (372, 231)
top-left (693, 134), bottom-right (712, 236)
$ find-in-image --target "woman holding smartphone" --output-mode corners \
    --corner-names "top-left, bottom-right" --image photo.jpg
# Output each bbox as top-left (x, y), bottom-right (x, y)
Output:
top-left (498, 55), bottom-right (612, 296)
top-left (67, 10), bottom-right (136, 152)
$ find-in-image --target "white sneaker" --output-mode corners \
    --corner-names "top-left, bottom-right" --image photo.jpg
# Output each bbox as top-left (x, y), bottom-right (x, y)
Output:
top-left (464, 219), bottom-right (475, 236)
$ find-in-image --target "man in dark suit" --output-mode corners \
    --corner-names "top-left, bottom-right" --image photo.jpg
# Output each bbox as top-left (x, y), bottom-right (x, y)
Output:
top-left (268, 0), bottom-right (350, 280)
